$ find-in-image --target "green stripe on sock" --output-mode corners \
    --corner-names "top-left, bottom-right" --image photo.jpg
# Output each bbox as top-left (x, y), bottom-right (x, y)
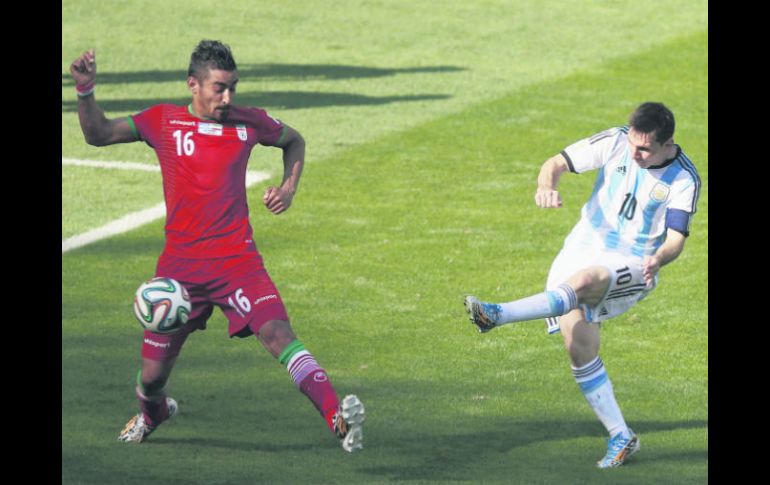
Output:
top-left (278, 339), bottom-right (306, 365)
top-left (136, 369), bottom-right (148, 396)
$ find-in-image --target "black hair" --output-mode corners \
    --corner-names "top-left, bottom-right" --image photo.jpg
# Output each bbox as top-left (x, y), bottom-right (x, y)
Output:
top-left (187, 40), bottom-right (237, 80)
top-left (629, 102), bottom-right (675, 143)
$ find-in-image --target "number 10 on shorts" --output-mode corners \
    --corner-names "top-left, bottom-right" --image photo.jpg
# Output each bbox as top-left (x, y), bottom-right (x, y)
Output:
top-left (228, 288), bottom-right (251, 318)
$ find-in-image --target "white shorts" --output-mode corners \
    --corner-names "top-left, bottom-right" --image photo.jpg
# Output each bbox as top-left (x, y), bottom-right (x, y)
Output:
top-left (545, 242), bottom-right (656, 330)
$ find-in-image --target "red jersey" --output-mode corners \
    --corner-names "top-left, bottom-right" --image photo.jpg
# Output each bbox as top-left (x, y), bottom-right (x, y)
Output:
top-left (128, 104), bottom-right (285, 258)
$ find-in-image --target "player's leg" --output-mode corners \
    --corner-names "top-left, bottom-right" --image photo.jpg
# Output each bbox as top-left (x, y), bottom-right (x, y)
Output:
top-left (220, 254), bottom-right (365, 452)
top-left (560, 257), bottom-right (653, 467)
top-left (135, 356), bottom-right (178, 429)
top-left (464, 265), bottom-right (610, 333)
top-left (254, 319), bottom-right (365, 452)
top-left (118, 323), bottom-right (196, 443)
top-left (120, 253), bottom-right (213, 443)
top-left (561, 310), bottom-right (639, 467)
top-left (258, 318), bottom-right (341, 423)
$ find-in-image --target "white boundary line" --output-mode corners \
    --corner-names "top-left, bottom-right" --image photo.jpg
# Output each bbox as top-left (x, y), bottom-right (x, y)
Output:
top-left (62, 158), bottom-right (160, 172)
top-left (62, 158), bottom-right (271, 253)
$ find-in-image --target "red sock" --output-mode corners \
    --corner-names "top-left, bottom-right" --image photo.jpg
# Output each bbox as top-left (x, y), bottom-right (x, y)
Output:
top-left (136, 386), bottom-right (169, 429)
top-left (281, 341), bottom-right (341, 432)
top-left (299, 369), bottom-right (340, 432)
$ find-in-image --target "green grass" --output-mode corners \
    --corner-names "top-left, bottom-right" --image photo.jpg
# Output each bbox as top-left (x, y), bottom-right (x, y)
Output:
top-left (62, 0), bottom-right (707, 238)
top-left (62, 2), bottom-right (707, 483)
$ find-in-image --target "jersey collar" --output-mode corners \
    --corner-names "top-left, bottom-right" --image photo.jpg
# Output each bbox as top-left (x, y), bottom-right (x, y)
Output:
top-left (187, 103), bottom-right (218, 121)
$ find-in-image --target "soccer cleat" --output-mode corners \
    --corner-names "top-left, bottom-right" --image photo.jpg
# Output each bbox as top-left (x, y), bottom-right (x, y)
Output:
top-left (596, 430), bottom-right (640, 468)
top-left (463, 295), bottom-right (501, 333)
top-left (333, 394), bottom-right (365, 452)
top-left (118, 397), bottom-right (178, 443)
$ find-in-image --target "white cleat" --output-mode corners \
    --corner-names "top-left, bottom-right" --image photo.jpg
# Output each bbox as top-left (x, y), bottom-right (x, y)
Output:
top-left (333, 394), bottom-right (365, 452)
top-left (118, 397), bottom-right (177, 443)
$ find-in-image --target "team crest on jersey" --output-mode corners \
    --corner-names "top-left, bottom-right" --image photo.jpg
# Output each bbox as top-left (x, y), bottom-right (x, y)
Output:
top-left (649, 182), bottom-right (670, 203)
top-left (198, 122), bottom-right (223, 136)
top-left (236, 124), bottom-right (248, 141)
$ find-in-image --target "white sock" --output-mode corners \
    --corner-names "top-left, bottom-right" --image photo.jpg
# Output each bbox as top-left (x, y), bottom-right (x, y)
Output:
top-left (497, 283), bottom-right (578, 324)
top-left (572, 356), bottom-right (630, 438)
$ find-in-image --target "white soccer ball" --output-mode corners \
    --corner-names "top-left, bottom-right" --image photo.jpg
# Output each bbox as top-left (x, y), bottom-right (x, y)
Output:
top-left (133, 277), bottom-right (191, 334)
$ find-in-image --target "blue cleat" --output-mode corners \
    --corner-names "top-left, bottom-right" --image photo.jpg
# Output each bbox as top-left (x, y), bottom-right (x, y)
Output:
top-left (596, 430), bottom-right (640, 468)
top-left (463, 296), bottom-right (501, 333)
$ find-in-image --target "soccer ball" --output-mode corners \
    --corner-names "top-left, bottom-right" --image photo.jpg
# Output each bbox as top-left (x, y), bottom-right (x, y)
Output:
top-left (133, 277), bottom-right (191, 334)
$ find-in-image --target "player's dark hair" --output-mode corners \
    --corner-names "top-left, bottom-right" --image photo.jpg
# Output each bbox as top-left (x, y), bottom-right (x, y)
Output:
top-left (629, 102), bottom-right (675, 143)
top-left (188, 40), bottom-right (237, 80)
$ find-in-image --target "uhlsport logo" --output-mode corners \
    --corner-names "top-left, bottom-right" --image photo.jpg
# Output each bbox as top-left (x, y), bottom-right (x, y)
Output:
top-left (144, 338), bottom-right (171, 349)
top-left (254, 294), bottom-right (278, 306)
top-left (170, 119), bottom-right (196, 126)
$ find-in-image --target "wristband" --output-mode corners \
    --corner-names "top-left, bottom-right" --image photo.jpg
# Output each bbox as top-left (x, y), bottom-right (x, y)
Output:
top-left (76, 81), bottom-right (95, 98)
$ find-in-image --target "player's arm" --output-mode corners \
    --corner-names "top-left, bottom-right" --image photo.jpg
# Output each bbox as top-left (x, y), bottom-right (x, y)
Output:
top-left (534, 153), bottom-right (570, 208)
top-left (263, 124), bottom-right (305, 214)
top-left (70, 49), bottom-right (138, 146)
top-left (641, 228), bottom-right (687, 285)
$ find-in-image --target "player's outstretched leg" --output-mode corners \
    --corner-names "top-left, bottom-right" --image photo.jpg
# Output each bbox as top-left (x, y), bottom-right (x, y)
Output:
top-left (118, 397), bottom-right (178, 443)
top-left (464, 284), bottom-right (579, 333)
top-left (277, 338), bottom-right (366, 452)
top-left (463, 295), bottom-right (501, 333)
top-left (331, 394), bottom-right (366, 453)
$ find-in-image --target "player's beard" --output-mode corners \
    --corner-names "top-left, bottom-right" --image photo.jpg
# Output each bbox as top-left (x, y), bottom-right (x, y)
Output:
top-left (214, 106), bottom-right (230, 121)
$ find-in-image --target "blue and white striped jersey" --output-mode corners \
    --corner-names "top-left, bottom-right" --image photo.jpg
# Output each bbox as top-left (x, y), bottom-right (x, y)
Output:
top-left (561, 126), bottom-right (701, 258)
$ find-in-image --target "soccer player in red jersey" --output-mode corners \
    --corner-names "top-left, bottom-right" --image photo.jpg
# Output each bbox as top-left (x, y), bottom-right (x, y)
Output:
top-left (69, 40), bottom-right (364, 452)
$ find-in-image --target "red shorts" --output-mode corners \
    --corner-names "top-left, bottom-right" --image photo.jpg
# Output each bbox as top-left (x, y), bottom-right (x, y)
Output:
top-left (141, 251), bottom-right (289, 361)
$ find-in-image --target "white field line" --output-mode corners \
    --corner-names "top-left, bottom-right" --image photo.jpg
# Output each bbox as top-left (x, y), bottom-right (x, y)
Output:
top-left (62, 158), bottom-right (271, 253)
top-left (62, 158), bottom-right (160, 172)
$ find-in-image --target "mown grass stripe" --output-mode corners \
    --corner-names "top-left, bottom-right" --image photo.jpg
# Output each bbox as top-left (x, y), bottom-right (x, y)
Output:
top-left (62, 167), bottom-right (272, 253)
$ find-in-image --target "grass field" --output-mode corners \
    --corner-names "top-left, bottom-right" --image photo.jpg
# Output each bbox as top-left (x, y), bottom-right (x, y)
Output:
top-left (62, 1), bottom-right (707, 483)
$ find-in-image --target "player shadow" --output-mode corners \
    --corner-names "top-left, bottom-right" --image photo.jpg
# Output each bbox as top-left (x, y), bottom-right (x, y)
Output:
top-left (61, 62), bottom-right (462, 112)
top-left (61, 63), bottom-right (466, 86)
top-left (60, 91), bottom-right (451, 113)
top-left (148, 436), bottom-right (318, 452)
top-left (359, 418), bottom-right (708, 481)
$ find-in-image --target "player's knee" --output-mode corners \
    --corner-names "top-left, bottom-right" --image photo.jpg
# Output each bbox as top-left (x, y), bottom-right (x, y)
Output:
top-left (258, 320), bottom-right (296, 357)
top-left (567, 267), bottom-right (610, 305)
top-left (139, 360), bottom-right (174, 393)
top-left (140, 378), bottom-right (167, 395)
top-left (561, 319), bottom-right (600, 367)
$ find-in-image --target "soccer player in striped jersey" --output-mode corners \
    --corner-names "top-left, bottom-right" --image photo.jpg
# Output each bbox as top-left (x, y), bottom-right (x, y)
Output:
top-left (69, 40), bottom-right (364, 452)
top-left (464, 102), bottom-right (700, 468)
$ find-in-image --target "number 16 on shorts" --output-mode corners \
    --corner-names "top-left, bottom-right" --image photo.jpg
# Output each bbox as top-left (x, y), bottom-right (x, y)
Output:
top-left (228, 288), bottom-right (251, 318)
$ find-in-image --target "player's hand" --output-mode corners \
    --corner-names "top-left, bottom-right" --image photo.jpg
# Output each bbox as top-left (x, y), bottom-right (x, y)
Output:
top-left (263, 186), bottom-right (293, 214)
top-left (641, 255), bottom-right (661, 287)
top-left (535, 188), bottom-right (562, 208)
top-left (70, 49), bottom-right (96, 87)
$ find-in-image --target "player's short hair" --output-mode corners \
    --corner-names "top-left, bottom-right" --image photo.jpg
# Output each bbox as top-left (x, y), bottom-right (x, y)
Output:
top-left (629, 102), bottom-right (675, 144)
top-left (188, 40), bottom-right (237, 80)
